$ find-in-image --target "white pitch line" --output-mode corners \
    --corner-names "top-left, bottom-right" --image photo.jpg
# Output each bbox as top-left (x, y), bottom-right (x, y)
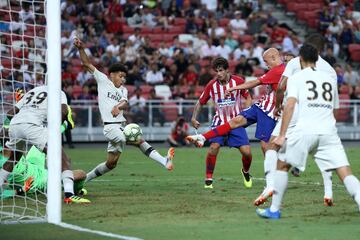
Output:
top-left (58, 222), bottom-right (143, 240)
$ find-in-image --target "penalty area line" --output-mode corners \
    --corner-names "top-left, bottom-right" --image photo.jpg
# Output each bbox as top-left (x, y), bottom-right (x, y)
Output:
top-left (58, 222), bottom-right (143, 240)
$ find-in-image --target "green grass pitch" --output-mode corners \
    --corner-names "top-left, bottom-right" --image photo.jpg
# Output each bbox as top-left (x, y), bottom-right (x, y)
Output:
top-left (1, 145), bottom-right (360, 240)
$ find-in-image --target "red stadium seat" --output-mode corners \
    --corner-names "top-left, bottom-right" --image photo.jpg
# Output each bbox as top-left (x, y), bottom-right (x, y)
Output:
top-left (348, 44), bottom-right (360, 52)
top-left (167, 26), bottom-right (184, 34)
top-left (122, 25), bottom-right (135, 34)
top-left (219, 18), bottom-right (230, 27)
top-left (239, 35), bottom-right (254, 43)
top-left (174, 18), bottom-right (187, 26)
top-left (350, 50), bottom-right (360, 62)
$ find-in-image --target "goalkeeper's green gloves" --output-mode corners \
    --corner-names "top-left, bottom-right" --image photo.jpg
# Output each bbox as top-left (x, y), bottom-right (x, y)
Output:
top-left (61, 106), bottom-right (75, 133)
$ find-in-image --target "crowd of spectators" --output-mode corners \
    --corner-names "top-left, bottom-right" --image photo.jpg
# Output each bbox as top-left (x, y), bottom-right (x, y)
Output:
top-left (1, 0), bottom-right (360, 125)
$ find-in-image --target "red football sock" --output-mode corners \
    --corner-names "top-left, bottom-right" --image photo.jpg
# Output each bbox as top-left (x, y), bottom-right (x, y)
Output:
top-left (205, 153), bottom-right (217, 179)
top-left (203, 122), bottom-right (231, 140)
top-left (241, 155), bottom-right (252, 173)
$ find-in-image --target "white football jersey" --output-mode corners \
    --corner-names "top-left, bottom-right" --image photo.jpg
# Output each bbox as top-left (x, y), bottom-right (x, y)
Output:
top-left (282, 56), bottom-right (338, 127)
top-left (11, 85), bottom-right (68, 126)
top-left (93, 68), bottom-right (128, 123)
top-left (287, 67), bottom-right (338, 134)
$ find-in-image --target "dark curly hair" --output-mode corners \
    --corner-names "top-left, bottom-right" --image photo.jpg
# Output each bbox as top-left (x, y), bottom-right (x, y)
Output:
top-left (108, 63), bottom-right (127, 74)
top-left (212, 57), bottom-right (229, 70)
top-left (299, 43), bottom-right (319, 64)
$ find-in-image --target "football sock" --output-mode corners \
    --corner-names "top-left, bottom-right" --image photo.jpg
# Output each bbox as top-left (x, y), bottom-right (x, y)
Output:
top-left (0, 168), bottom-right (10, 186)
top-left (62, 170), bottom-right (74, 197)
top-left (264, 150), bottom-right (278, 190)
top-left (203, 122), bottom-right (231, 140)
top-left (85, 162), bottom-right (111, 182)
top-left (139, 141), bottom-right (167, 166)
top-left (270, 170), bottom-right (288, 212)
top-left (343, 175), bottom-right (360, 210)
top-left (241, 155), bottom-right (252, 173)
top-left (206, 153), bottom-right (217, 179)
top-left (321, 170), bottom-right (333, 199)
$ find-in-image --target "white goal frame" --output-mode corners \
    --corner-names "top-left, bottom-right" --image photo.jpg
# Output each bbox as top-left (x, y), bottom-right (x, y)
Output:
top-left (46, 0), bottom-right (62, 224)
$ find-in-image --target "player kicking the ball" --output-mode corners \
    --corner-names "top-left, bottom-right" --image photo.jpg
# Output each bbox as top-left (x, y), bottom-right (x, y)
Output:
top-left (74, 38), bottom-right (174, 184)
top-left (256, 44), bottom-right (360, 219)
top-left (190, 57), bottom-right (253, 189)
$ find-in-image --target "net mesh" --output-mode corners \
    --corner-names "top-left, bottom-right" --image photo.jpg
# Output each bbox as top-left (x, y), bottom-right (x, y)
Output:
top-left (0, 0), bottom-right (47, 223)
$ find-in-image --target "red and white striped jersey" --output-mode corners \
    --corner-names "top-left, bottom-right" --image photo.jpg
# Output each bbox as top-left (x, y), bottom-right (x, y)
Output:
top-left (199, 75), bottom-right (250, 126)
top-left (255, 64), bottom-right (285, 119)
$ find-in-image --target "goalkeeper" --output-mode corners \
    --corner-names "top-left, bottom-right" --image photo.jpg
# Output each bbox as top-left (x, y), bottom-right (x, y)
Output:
top-left (0, 145), bottom-right (87, 199)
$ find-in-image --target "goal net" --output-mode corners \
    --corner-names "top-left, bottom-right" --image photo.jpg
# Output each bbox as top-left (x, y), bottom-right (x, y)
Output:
top-left (0, 0), bottom-right (61, 223)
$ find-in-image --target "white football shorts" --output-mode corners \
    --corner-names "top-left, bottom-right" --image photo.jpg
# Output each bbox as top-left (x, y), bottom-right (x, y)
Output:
top-left (6, 123), bottom-right (47, 152)
top-left (284, 132), bottom-right (349, 172)
top-left (103, 123), bottom-right (126, 153)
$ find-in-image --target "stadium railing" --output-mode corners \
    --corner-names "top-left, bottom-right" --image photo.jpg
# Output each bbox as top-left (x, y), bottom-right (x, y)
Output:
top-left (68, 99), bottom-right (360, 141)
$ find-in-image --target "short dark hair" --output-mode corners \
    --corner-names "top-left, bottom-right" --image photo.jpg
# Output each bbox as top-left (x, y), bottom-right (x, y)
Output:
top-left (212, 57), bottom-right (229, 70)
top-left (305, 33), bottom-right (325, 53)
top-left (108, 63), bottom-right (127, 74)
top-left (299, 43), bottom-right (318, 64)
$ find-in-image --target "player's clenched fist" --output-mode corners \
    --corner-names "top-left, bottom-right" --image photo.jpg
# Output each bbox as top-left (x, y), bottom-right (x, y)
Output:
top-left (73, 37), bottom-right (83, 49)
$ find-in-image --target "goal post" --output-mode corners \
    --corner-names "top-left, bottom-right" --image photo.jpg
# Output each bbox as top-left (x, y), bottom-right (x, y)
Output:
top-left (46, 0), bottom-right (62, 224)
top-left (0, 0), bottom-right (62, 224)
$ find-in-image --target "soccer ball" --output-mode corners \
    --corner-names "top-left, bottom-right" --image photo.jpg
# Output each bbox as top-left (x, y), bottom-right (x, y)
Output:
top-left (123, 123), bottom-right (143, 142)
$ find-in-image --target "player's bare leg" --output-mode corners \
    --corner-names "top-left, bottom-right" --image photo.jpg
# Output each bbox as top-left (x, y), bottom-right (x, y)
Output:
top-left (187, 115), bottom-right (248, 147)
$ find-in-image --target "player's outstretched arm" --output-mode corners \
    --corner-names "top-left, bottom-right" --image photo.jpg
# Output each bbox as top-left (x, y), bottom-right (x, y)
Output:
top-left (73, 38), bottom-right (95, 74)
top-left (226, 79), bottom-right (261, 96)
top-left (191, 101), bottom-right (202, 129)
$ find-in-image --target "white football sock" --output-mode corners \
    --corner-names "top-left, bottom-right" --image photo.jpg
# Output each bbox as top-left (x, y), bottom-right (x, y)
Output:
top-left (264, 150), bottom-right (278, 190)
top-left (62, 170), bottom-right (74, 195)
top-left (343, 175), bottom-right (360, 211)
top-left (139, 141), bottom-right (167, 166)
top-left (270, 170), bottom-right (288, 212)
top-left (321, 170), bottom-right (333, 199)
top-left (0, 168), bottom-right (11, 186)
top-left (86, 162), bottom-right (111, 182)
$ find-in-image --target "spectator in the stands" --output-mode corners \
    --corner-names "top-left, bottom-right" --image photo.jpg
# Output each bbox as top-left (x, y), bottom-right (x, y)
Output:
top-left (230, 11), bottom-right (248, 36)
top-left (148, 89), bottom-right (165, 126)
top-left (334, 64), bottom-right (345, 86)
top-left (207, 19), bottom-right (225, 39)
top-left (167, 116), bottom-right (190, 147)
top-left (19, 2), bottom-right (35, 23)
top-left (129, 87), bottom-right (148, 126)
top-left (168, 36), bottom-right (182, 57)
top-left (124, 40), bottom-right (138, 64)
top-left (61, 0), bottom-right (76, 16)
top-left (319, 6), bottom-right (334, 32)
top-left (339, 21), bottom-right (354, 60)
top-left (76, 68), bottom-right (93, 86)
top-left (283, 51), bottom-right (295, 64)
top-left (323, 47), bottom-right (337, 67)
top-left (181, 64), bottom-right (198, 86)
top-left (127, 7), bottom-right (143, 27)
top-left (174, 50), bottom-right (189, 75)
top-left (234, 42), bottom-right (250, 60)
top-left (344, 64), bottom-right (360, 87)
top-left (88, 0), bottom-right (104, 16)
top-left (201, 0), bottom-right (217, 13)
top-left (235, 55), bottom-right (253, 77)
top-left (78, 85), bottom-right (94, 100)
top-left (126, 65), bottom-right (145, 86)
top-left (199, 64), bottom-right (213, 86)
top-left (185, 13), bottom-right (199, 34)
top-left (200, 38), bottom-right (217, 59)
top-left (106, 38), bottom-right (120, 55)
top-left (101, 48), bottom-right (117, 67)
top-left (282, 31), bottom-right (296, 55)
top-left (167, 0), bottom-right (182, 19)
top-left (146, 62), bottom-right (164, 85)
top-left (225, 31), bottom-right (239, 51)
top-left (164, 64), bottom-right (180, 86)
top-left (216, 37), bottom-right (232, 60)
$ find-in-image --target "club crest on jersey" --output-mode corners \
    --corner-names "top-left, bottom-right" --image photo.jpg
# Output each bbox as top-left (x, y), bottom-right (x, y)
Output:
top-left (107, 91), bottom-right (123, 102)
